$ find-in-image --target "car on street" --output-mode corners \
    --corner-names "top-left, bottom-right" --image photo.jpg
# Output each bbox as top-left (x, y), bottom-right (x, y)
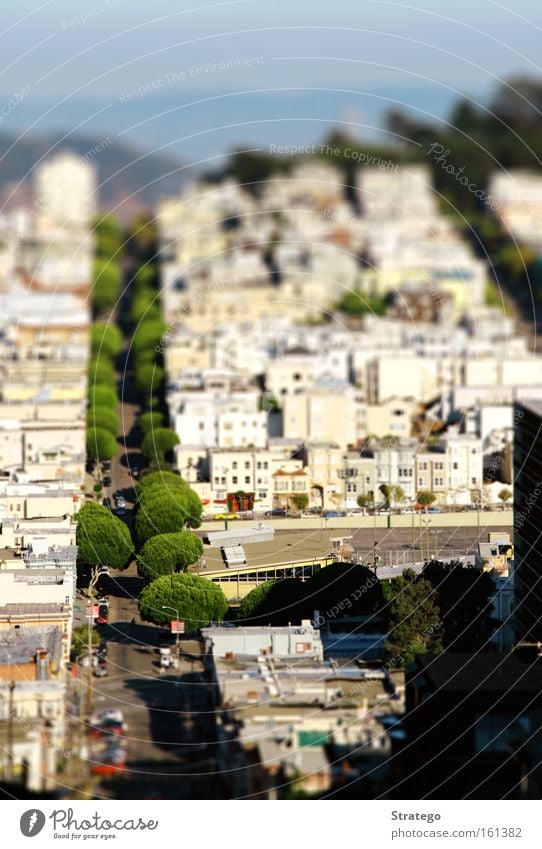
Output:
top-left (102, 475), bottom-right (112, 487)
top-left (213, 512), bottom-right (240, 520)
top-left (264, 508), bottom-right (288, 517)
top-left (93, 664), bottom-right (108, 678)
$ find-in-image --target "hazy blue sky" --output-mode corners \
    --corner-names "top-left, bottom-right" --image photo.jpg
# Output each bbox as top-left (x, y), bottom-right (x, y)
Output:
top-left (1, 0), bottom-right (541, 158)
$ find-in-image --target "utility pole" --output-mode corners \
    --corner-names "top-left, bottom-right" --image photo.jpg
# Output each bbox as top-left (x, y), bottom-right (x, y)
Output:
top-left (6, 680), bottom-right (15, 781)
top-left (162, 606), bottom-right (181, 670)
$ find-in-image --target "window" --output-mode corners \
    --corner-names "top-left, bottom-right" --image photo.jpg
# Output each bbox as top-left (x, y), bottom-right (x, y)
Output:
top-left (245, 476), bottom-right (250, 484)
top-left (453, 462), bottom-right (459, 469)
top-left (198, 422), bottom-right (204, 431)
top-left (257, 462), bottom-right (261, 470)
top-left (471, 477), bottom-right (478, 485)
top-left (245, 462), bottom-right (250, 469)
top-left (435, 462), bottom-right (443, 470)
top-left (232, 461), bottom-right (237, 469)
top-left (232, 476), bottom-right (238, 484)
top-left (263, 462), bottom-right (268, 469)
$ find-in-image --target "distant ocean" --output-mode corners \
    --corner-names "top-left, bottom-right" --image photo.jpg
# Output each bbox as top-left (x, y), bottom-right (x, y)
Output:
top-left (3, 84), bottom-right (488, 167)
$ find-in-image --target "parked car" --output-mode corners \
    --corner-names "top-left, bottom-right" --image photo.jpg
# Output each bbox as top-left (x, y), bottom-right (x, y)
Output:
top-left (322, 510), bottom-right (346, 518)
top-left (93, 664), bottom-right (108, 678)
top-left (101, 460), bottom-right (111, 472)
top-left (102, 475), bottom-right (112, 487)
top-left (213, 512), bottom-right (240, 521)
top-left (102, 497), bottom-right (113, 509)
top-left (115, 506), bottom-right (126, 516)
top-left (96, 602), bottom-right (109, 624)
top-left (264, 508), bottom-right (287, 517)
top-left (426, 507), bottom-right (444, 514)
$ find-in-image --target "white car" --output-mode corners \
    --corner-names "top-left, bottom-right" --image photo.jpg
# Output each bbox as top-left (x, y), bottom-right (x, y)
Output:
top-left (94, 708), bottom-right (125, 726)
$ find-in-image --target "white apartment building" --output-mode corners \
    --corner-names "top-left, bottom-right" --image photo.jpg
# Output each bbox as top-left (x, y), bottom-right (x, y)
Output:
top-left (415, 433), bottom-right (483, 506)
top-left (209, 448), bottom-right (273, 507)
top-left (34, 153), bottom-right (96, 235)
top-left (358, 165), bottom-right (437, 221)
top-left (172, 395), bottom-right (268, 449)
top-left (373, 439), bottom-right (418, 502)
top-left (265, 349), bottom-right (350, 399)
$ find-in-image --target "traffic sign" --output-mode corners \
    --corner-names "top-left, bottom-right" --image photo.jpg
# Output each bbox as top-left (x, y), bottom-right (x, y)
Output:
top-left (170, 620), bottom-right (185, 634)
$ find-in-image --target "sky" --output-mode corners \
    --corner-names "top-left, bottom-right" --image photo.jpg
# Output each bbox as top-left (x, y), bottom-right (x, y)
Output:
top-left (1, 0), bottom-right (541, 159)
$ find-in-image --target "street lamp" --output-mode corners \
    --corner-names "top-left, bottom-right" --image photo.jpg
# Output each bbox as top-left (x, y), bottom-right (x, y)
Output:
top-left (162, 606), bottom-right (181, 670)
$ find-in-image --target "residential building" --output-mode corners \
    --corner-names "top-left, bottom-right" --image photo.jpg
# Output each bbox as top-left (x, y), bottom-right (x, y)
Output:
top-left (513, 400), bottom-right (542, 641)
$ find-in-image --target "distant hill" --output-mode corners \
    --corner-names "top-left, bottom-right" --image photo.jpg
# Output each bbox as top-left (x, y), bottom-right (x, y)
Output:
top-left (0, 132), bottom-right (185, 218)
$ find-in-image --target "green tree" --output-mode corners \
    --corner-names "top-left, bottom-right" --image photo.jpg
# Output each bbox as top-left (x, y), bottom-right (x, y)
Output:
top-left (357, 493), bottom-right (374, 509)
top-left (88, 358), bottom-right (117, 391)
top-left (138, 573), bottom-right (227, 631)
top-left (307, 562), bottom-right (384, 618)
top-left (139, 411), bottom-right (164, 435)
top-left (383, 569), bottom-right (442, 663)
top-left (422, 560), bottom-right (495, 651)
top-left (498, 488), bottom-right (513, 509)
top-left (137, 532), bottom-right (204, 580)
top-left (71, 624), bottom-right (100, 659)
top-left (141, 427), bottom-right (179, 463)
top-left (88, 385), bottom-right (118, 409)
top-left (134, 362), bottom-right (164, 394)
top-left (291, 494), bottom-right (309, 511)
top-left (131, 290), bottom-right (161, 324)
top-left (135, 487), bottom-right (202, 541)
top-left (236, 579), bottom-right (307, 625)
top-left (132, 319), bottom-right (168, 355)
top-left (92, 258), bottom-right (122, 313)
top-left (335, 290), bottom-right (387, 316)
top-left (416, 490), bottom-right (437, 508)
top-left (91, 323), bottom-right (122, 359)
top-left (136, 470), bottom-right (187, 494)
top-left (76, 503), bottom-right (133, 570)
top-left (86, 427), bottom-right (118, 462)
top-left (93, 214), bottom-right (124, 258)
top-left (87, 406), bottom-right (119, 436)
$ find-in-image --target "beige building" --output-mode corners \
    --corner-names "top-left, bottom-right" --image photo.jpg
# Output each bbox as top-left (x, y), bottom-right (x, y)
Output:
top-left (365, 398), bottom-right (417, 439)
top-left (282, 389), bottom-right (365, 449)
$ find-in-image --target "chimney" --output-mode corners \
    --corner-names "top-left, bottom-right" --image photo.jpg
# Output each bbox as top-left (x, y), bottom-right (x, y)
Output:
top-left (35, 648), bottom-right (49, 680)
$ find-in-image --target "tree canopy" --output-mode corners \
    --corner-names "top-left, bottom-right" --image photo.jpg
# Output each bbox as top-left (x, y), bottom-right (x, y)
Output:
top-left (138, 572), bottom-right (227, 631)
top-left (237, 579), bottom-right (308, 625)
top-left (87, 406), bottom-right (119, 436)
top-left (134, 486), bottom-right (202, 541)
top-left (86, 427), bottom-right (118, 461)
top-left (422, 560), bottom-right (495, 651)
top-left (91, 323), bottom-right (123, 359)
top-left (140, 427), bottom-right (179, 464)
top-left (88, 385), bottom-right (118, 409)
top-left (416, 490), bottom-right (437, 507)
top-left (134, 362), bottom-right (164, 395)
top-left (138, 411), bottom-right (164, 435)
top-left (76, 503), bottom-right (133, 570)
top-left (383, 569), bottom-right (442, 663)
top-left (137, 532), bottom-right (204, 580)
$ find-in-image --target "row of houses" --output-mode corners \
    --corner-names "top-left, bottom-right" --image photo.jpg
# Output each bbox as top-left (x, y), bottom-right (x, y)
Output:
top-left (0, 152), bottom-right (94, 790)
